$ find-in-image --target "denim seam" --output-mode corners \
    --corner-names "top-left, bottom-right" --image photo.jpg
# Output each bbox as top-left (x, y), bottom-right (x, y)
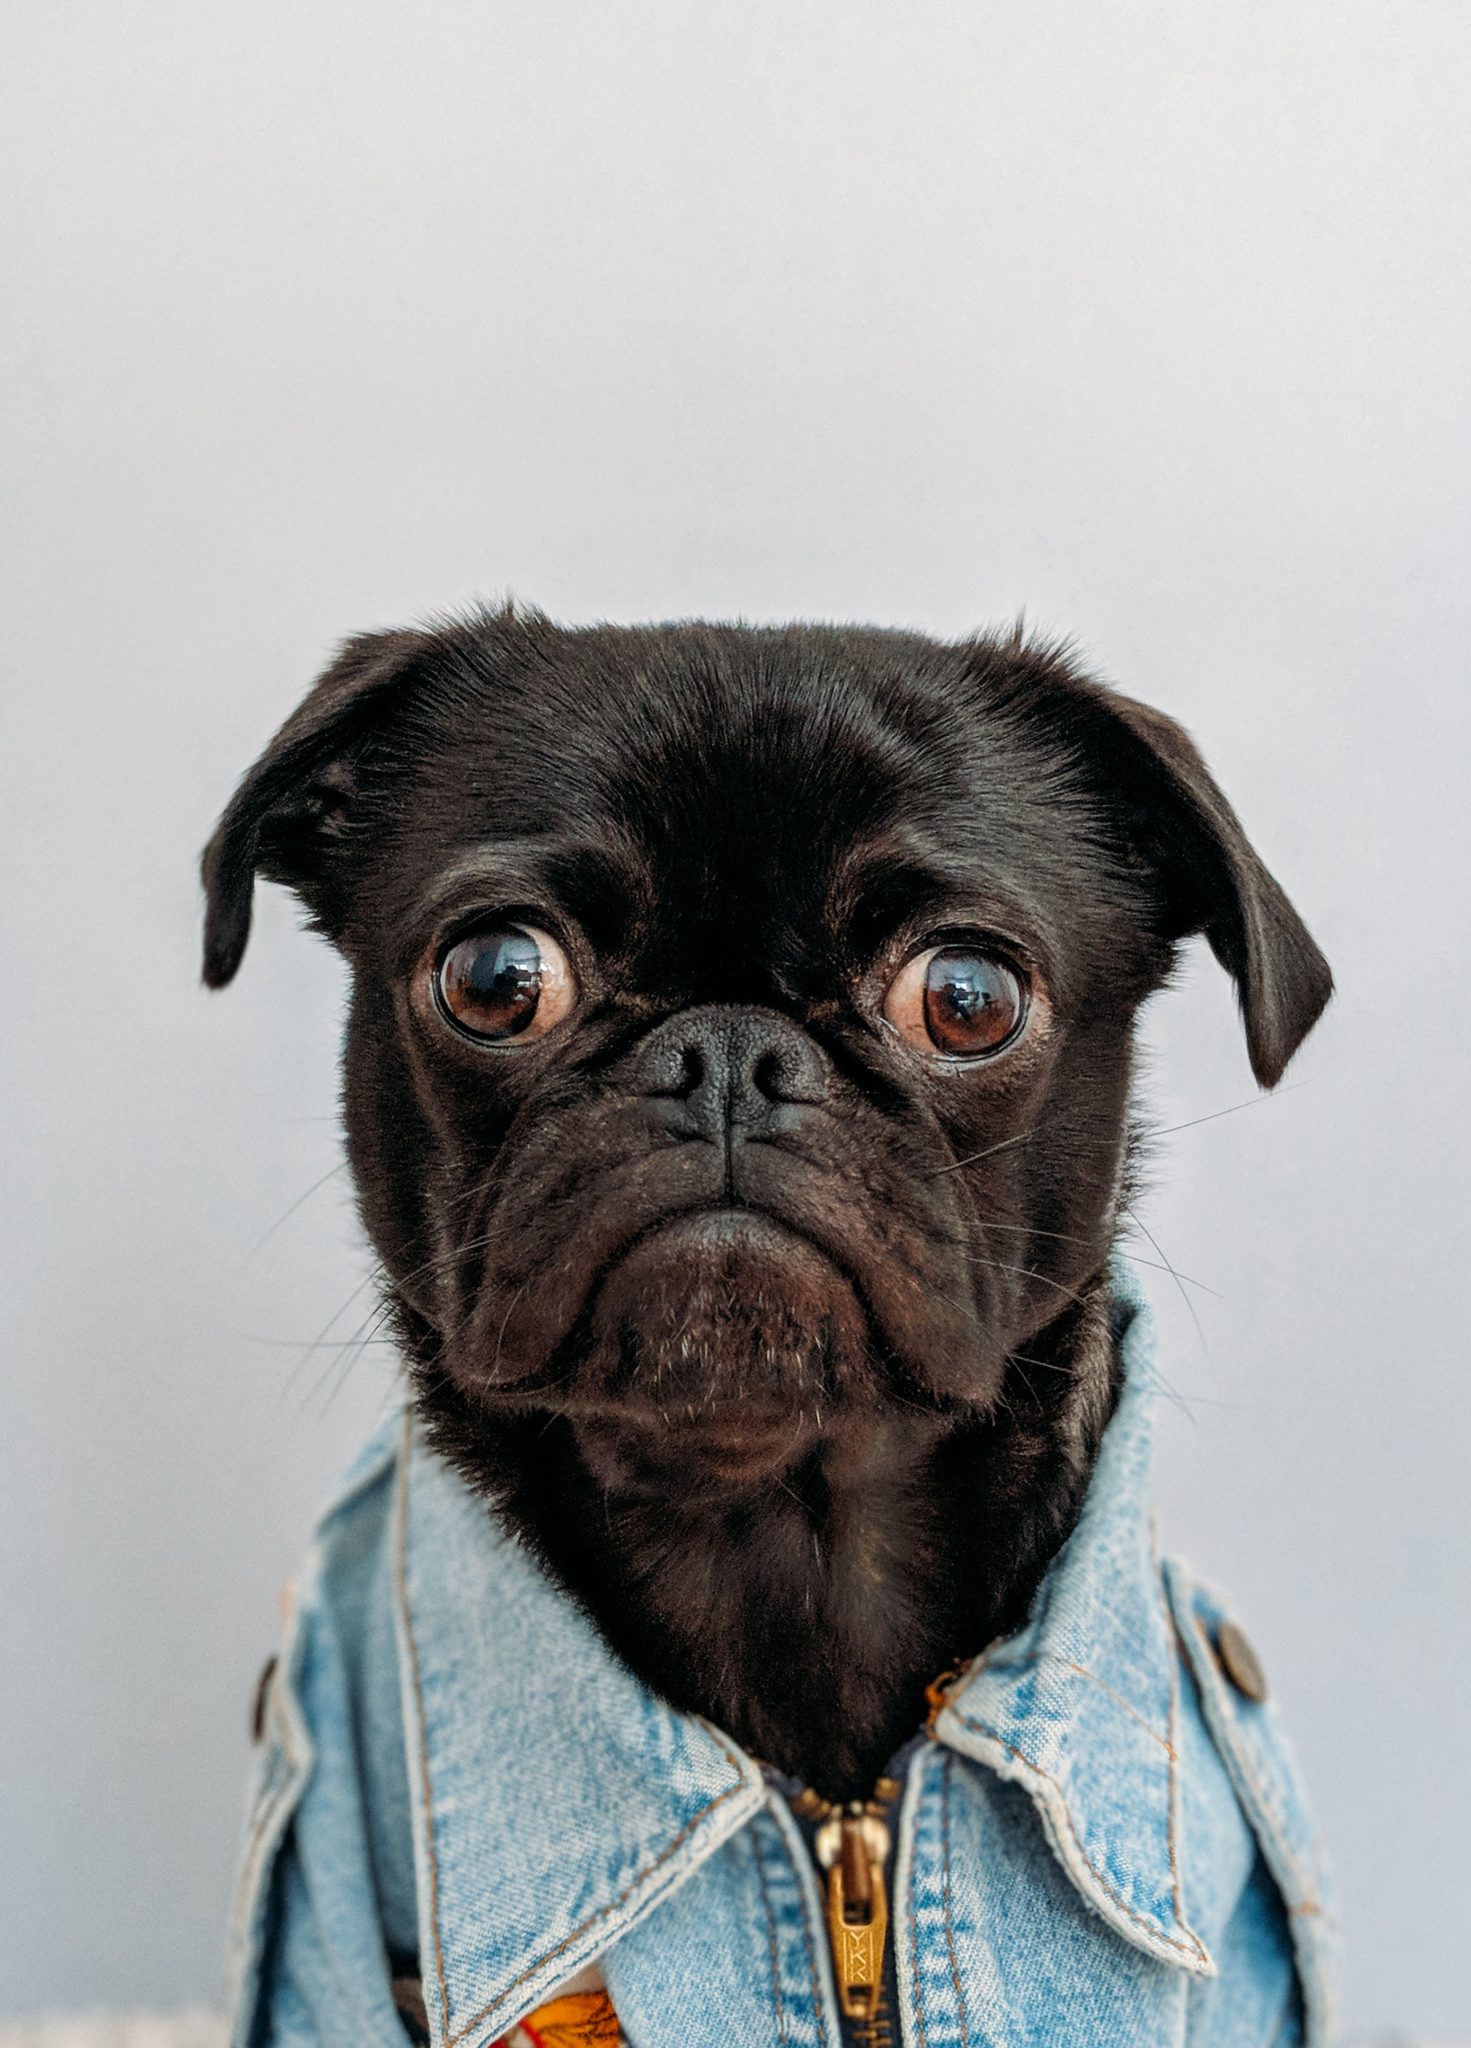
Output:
top-left (1165, 1560), bottom-right (1334, 1928)
top-left (227, 1742), bottom-right (289, 1963)
top-left (792, 1845), bottom-right (832, 2048)
top-left (1051, 1657), bottom-right (1175, 1753)
top-left (748, 1820), bottom-right (792, 2048)
top-left (226, 1725), bottom-right (316, 2048)
top-left (1185, 1614), bottom-right (1320, 1916)
top-left (394, 1428), bottom-right (453, 2048)
top-left (395, 1425), bottom-right (754, 2047)
top-left (1165, 1571), bottom-right (1338, 2046)
top-left (446, 1758), bottom-right (752, 2042)
top-left (954, 1646), bottom-right (1174, 1753)
top-left (227, 1595), bottom-right (315, 1985)
top-left (1156, 1550), bottom-right (1189, 1943)
top-left (765, 1791), bottom-right (836, 2048)
top-left (947, 1709), bottom-right (1208, 1964)
top-left (235, 1738), bottom-right (289, 1889)
top-left (232, 1743), bottom-right (284, 1926)
top-left (939, 1752), bottom-right (973, 2048)
top-left (954, 1638), bottom-right (1171, 1753)
top-left (908, 1759), bottom-right (931, 2048)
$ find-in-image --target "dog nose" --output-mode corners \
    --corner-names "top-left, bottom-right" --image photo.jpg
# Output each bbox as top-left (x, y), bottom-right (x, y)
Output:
top-left (633, 1005), bottom-right (829, 1143)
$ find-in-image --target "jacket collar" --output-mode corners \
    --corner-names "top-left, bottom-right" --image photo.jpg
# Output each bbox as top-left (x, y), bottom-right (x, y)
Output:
top-left (933, 1273), bottom-right (1213, 1974)
top-left (393, 1274), bottom-right (1209, 2048)
top-left (392, 1428), bottom-right (768, 2048)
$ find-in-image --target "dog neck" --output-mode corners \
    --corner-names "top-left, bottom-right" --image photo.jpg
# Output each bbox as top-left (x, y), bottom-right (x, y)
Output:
top-left (406, 1281), bottom-right (1120, 1802)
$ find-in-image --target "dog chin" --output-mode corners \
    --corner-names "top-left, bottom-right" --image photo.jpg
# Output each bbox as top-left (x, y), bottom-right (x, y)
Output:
top-left (562, 1208), bottom-right (871, 1491)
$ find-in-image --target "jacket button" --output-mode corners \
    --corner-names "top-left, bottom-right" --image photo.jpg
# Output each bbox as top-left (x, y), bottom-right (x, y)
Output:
top-left (251, 1654), bottom-right (278, 1742)
top-left (1214, 1620), bottom-right (1268, 1703)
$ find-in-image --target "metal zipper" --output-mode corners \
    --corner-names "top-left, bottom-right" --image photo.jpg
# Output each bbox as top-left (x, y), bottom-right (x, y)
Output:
top-left (789, 1780), bottom-right (900, 2048)
top-left (783, 1666), bottom-right (967, 2048)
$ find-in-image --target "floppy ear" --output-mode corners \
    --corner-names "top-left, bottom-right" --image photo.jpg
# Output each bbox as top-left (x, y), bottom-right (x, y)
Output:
top-left (1078, 683), bottom-right (1332, 1087)
top-left (200, 628), bottom-right (432, 988)
top-left (999, 646), bottom-right (1333, 1087)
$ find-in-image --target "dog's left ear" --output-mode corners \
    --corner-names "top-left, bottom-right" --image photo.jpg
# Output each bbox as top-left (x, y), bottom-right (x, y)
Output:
top-left (1003, 653), bottom-right (1333, 1087)
top-left (1075, 682), bottom-right (1332, 1088)
top-left (200, 627), bottom-right (433, 988)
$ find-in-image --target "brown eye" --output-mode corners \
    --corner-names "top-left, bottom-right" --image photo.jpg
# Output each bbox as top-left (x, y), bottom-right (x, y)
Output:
top-left (883, 945), bottom-right (1028, 1059)
top-left (434, 924), bottom-right (575, 1043)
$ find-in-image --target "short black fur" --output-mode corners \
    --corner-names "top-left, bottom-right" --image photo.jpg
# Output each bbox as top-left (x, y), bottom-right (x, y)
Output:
top-left (203, 610), bottom-right (1330, 1797)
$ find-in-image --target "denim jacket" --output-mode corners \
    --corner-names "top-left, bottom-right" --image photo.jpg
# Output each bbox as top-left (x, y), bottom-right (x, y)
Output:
top-left (230, 1287), bottom-right (1338, 2048)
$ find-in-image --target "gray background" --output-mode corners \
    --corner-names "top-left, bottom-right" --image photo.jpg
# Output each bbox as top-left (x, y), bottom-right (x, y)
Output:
top-left (3, 1), bottom-right (1467, 2033)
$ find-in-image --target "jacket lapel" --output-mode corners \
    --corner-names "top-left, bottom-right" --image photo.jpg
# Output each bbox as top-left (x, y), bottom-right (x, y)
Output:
top-left (392, 1422), bottom-right (767, 2048)
top-left (933, 1285), bottom-right (1213, 1975)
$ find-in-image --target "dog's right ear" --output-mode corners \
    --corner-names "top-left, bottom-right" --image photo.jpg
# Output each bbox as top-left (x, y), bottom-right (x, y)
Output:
top-left (200, 628), bottom-right (432, 988)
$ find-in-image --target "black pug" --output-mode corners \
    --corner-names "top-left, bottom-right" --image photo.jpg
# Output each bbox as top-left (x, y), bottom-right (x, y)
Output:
top-left (203, 608), bottom-right (1329, 1803)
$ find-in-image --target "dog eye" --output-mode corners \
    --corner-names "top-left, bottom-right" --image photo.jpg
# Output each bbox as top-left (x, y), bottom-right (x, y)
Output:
top-left (434, 924), bottom-right (575, 1043)
top-left (883, 945), bottom-right (1028, 1060)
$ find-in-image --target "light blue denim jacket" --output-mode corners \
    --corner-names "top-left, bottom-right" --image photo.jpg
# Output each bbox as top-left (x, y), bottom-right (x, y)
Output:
top-left (230, 1288), bottom-right (1338, 2047)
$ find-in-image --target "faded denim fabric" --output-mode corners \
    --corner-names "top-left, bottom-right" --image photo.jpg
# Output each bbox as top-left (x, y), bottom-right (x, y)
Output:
top-left (229, 1284), bottom-right (1338, 2047)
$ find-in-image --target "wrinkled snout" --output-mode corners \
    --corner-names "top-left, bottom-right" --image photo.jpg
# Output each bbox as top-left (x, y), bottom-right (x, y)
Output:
top-left (448, 1000), bottom-right (1003, 1449)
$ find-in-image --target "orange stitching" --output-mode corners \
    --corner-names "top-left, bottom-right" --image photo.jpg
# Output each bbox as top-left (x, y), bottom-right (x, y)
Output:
top-left (939, 1754), bottom-right (972, 2048)
top-left (1187, 1613), bottom-right (1321, 1915)
top-left (908, 1758), bottom-right (931, 2048)
top-left (784, 1816), bottom-right (835, 2048)
top-left (748, 1821), bottom-right (792, 2048)
top-left (1154, 1546), bottom-right (1190, 1942)
top-left (395, 1420), bottom-right (754, 2045)
top-left (449, 1774), bottom-right (750, 2042)
top-left (1051, 1656), bottom-right (1176, 1755)
top-left (394, 1420), bottom-right (453, 2046)
top-left (946, 1635), bottom-right (1175, 1754)
top-left (948, 1709), bottom-right (1208, 1964)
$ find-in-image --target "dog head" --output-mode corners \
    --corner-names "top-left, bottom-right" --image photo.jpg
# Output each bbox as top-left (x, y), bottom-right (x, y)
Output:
top-left (203, 611), bottom-right (1330, 1500)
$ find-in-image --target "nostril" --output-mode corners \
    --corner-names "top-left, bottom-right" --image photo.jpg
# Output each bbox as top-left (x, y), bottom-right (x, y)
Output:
top-left (635, 1034), bottom-right (708, 1100)
top-left (752, 1050), bottom-right (785, 1103)
top-left (750, 1038), bottom-right (828, 1108)
top-left (632, 1007), bottom-right (829, 1125)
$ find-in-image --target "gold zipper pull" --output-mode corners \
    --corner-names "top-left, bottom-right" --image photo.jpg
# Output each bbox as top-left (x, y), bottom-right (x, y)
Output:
top-left (816, 1804), bottom-right (891, 2023)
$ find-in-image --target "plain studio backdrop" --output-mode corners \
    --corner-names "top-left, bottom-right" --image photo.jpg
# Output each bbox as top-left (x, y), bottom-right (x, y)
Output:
top-left (3, 2), bottom-right (1468, 2034)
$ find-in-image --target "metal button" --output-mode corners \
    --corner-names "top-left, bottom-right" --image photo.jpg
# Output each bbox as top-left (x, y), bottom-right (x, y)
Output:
top-left (251, 1653), bottom-right (278, 1742)
top-left (1214, 1620), bottom-right (1268, 1703)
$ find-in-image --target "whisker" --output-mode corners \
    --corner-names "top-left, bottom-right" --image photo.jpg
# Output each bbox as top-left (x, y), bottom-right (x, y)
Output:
top-left (977, 1218), bottom-right (1099, 1250)
top-left (1122, 1204), bottom-right (1212, 1358)
top-left (249, 1335), bottom-right (398, 1349)
top-left (247, 1160), bottom-right (350, 1258)
top-left (1118, 1252), bottom-right (1221, 1298)
top-left (282, 1271), bottom-right (387, 1397)
top-left (1007, 1351), bottom-right (1074, 1379)
top-left (290, 1296), bottom-right (399, 1416)
top-left (928, 1079), bottom-right (1309, 1184)
top-left (927, 1128), bottom-right (1036, 1177)
top-left (973, 1218), bottom-right (1223, 1297)
top-left (1138, 1365), bottom-right (1204, 1430)
top-left (969, 1256), bottom-right (1091, 1312)
top-left (1151, 1082), bottom-right (1307, 1142)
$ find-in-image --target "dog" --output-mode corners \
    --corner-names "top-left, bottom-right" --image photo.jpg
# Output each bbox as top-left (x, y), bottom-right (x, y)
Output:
top-left (205, 610), bottom-right (1336, 2047)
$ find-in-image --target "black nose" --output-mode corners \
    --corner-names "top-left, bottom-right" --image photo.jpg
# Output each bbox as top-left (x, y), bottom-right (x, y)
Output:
top-left (633, 1004), bottom-right (830, 1144)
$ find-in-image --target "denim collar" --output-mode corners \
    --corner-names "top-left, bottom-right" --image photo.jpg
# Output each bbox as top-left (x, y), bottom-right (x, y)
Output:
top-left (933, 1276), bottom-right (1212, 1974)
top-left (392, 1276), bottom-right (1209, 2048)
